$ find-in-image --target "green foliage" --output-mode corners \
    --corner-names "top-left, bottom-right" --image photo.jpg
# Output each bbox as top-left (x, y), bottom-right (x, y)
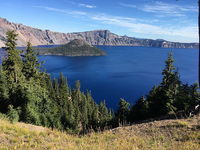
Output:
top-left (7, 105), bottom-right (19, 124)
top-left (0, 67), bottom-right (9, 113)
top-left (2, 30), bottom-right (24, 89)
top-left (0, 31), bottom-right (115, 131)
top-left (116, 98), bottom-right (130, 126)
top-left (0, 112), bottom-right (8, 120)
top-left (129, 96), bottom-right (149, 122)
top-left (35, 39), bottom-right (106, 56)
top-left (22, 41), bottom-right (43, 80)
top-left (129, 51), bottom-right (200, 123)
top-left (0, 30), bottom-right (114, 134)
top-left (1, 30), bottom-right (199, 134)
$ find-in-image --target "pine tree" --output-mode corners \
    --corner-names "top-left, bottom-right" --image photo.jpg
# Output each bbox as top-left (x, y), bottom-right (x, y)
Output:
top-left (22, 41), bottom-right (43, 80)
top-left (80, 94), bottom-right (88, 133)
top-left (72, 80), bottom-right (82, 103)
top-left (91, 103), bottom-right (99, 130)
top-left (146, 85), bottom-right (163, 117)
top-left (2, 30), bottom-right (24, 88)
top-left (58, 72), bottom-right (68, 108)
top-left (161, 51), bottom-right (181, 113)
top-left (129, 96), bottom-right (149, 122)
top-left (53, 78), bottom-right (59, 102)
top-left (0, 67), bottom-right (9, 113)
top-left (190, 82), bottom-right (200, 106)
top-left (99, 100), bottom-right (109, 128)
top-left (116, 98), bottom-right (130, 126)
top-left (147, 51), bottom-right (181, 117)
top-left (86, 90), bottom-right (95, 127)
top-left (175, 83), bottom-right (190, 111)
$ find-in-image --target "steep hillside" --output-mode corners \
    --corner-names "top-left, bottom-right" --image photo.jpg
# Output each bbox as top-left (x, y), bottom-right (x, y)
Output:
top-left (0, 114), bottom-right (200, 149)
top-left (0, 17), bottom-right (198, 49)
top-left (36, 39), bottom-right (106, 56)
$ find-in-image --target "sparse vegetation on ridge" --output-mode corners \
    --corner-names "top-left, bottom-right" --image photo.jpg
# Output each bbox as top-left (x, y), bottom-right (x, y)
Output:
top-left (0, 114), bottom-right (200, 150)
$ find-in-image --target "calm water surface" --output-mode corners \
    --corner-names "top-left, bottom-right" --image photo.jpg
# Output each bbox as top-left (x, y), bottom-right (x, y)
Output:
top-left (0, 46), bottom-right (198, 110)
top-left (37, 46), bottom-right (198, 110)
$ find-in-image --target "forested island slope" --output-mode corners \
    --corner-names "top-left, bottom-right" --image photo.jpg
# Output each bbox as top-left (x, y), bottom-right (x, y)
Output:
top-left (0, 17), bottom-right (198, 49)
top-left (36, 39), bottom-right (106, 56)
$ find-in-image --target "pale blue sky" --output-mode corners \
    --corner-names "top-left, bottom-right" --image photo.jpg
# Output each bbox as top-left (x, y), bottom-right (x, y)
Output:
top-left (0, 0), bottom-right (198, 43)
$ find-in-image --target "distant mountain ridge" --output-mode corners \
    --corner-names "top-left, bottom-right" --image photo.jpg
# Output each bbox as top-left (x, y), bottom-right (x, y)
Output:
top-left (0, 17), bottom-right (198, 49)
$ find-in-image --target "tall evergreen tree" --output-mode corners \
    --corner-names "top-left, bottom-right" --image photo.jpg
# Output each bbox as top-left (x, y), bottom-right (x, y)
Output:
top-left (2, 30), bottom-right (24, 88)
top-left (129, 96), bottom-right (149, 122)
top-left (58, 72), bottom-right (68, 108)
top-left (116, 98), bottom-right (130, 126)
top-left (22, 41), bottom-right (43, 80)
top-left (99, 100), bottom-right (109, 128)
top-left (147, 51), bottom-right (181, 117)
top-left (160, 51), bottom-right (181, 113)
top-left (92, 103), bottom-right (99, 129)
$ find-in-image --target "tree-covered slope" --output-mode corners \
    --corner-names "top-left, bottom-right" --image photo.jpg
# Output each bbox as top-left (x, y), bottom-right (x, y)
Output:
top-left (0, 30), bottom-right (113, 134)
top-left (35, 39), bottom-right (106, 56)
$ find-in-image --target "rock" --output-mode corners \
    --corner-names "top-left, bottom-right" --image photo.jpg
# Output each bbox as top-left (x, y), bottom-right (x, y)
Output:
top-left (0, 17), bottom-right (199, 49)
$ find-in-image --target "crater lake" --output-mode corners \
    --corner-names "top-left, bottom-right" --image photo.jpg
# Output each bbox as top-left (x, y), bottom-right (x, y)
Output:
top-left (0, 46), bottom-right (198, 110)
top-left (36, 46), bottom-right (198, 110)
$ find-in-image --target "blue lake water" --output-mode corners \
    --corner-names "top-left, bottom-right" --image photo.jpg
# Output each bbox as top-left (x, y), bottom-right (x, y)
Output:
top-left (37, 46), bottom-right (198, 110)
top-left (0, 46), bottom-right (198, 110)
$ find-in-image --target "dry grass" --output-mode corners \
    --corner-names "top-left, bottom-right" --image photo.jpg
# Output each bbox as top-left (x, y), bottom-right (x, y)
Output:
top-left (0, 115), bottom-right (200, 150)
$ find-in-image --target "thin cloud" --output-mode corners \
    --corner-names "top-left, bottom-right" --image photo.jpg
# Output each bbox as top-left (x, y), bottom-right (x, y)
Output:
top-left (119, 3), bottom-right (136, 8)
top-left (33, 6), bottom-right (198, 42)
top-left (78, 3), bottom-right (96, 9)
top-left (63, 0), bottom-right (76, 5)
top-left (91, 13), bottom-right (197, 39)
top-left (33, 6), bottom-right (87, 16)
top-left (140, 1), bottom-right (198, 17)
top-left (63, 0), bottom-right (96, 9)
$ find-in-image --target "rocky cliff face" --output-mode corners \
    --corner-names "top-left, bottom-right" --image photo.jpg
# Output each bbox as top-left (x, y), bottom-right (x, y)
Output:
top-left (0, 17), bottom-right (198, 49)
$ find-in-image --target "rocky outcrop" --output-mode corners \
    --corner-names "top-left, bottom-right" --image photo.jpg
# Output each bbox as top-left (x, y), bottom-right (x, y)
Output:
top-left (0, 17), bottom-right (198, 49)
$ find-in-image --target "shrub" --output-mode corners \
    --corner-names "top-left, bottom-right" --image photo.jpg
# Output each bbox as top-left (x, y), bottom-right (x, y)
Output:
top-left (7, 105), bottom-right (19, 124)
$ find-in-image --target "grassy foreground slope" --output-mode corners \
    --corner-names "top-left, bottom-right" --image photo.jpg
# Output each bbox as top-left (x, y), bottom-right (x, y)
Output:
top-left (0, 115), bottom-right (200, 150)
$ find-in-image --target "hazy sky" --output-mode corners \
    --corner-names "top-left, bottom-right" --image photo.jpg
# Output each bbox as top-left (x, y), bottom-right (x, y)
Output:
top-left (0, 0), bottom-right (198, 43)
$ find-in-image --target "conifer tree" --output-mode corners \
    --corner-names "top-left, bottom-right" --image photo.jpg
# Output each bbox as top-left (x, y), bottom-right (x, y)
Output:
top-left (116, 98), bottom-right (130, 126)
top-left (2, 30), bottom-right (23, 88)
top-left (72, 80), bottom-right (82, 103)
top-left (22, 41), bottom-right (43, 80)
top-left (58, 72), bottom-right (68, 108)
top-left (53, 78), bottom-right (59, 102)
top-left (190, 82), bottom-right (200, 106)
top-left (175, 83), bottom-right (190, 111)
top-left (147, 51), bottom-right (181, 116)
top-left (99, 100), bottom-right (109, 128)
top-left (129, 96), bottom-right (149, 122)
top-left (0, 67), bottom-right (9, 113)
top-left (160, 51), bottom-right (181, 113)
top-left (80, 94), bottom-right (88, 132)
top-left (86, 90), bottom-right (95, 126)
top-left (92, 103), bottom-right (99, 129)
